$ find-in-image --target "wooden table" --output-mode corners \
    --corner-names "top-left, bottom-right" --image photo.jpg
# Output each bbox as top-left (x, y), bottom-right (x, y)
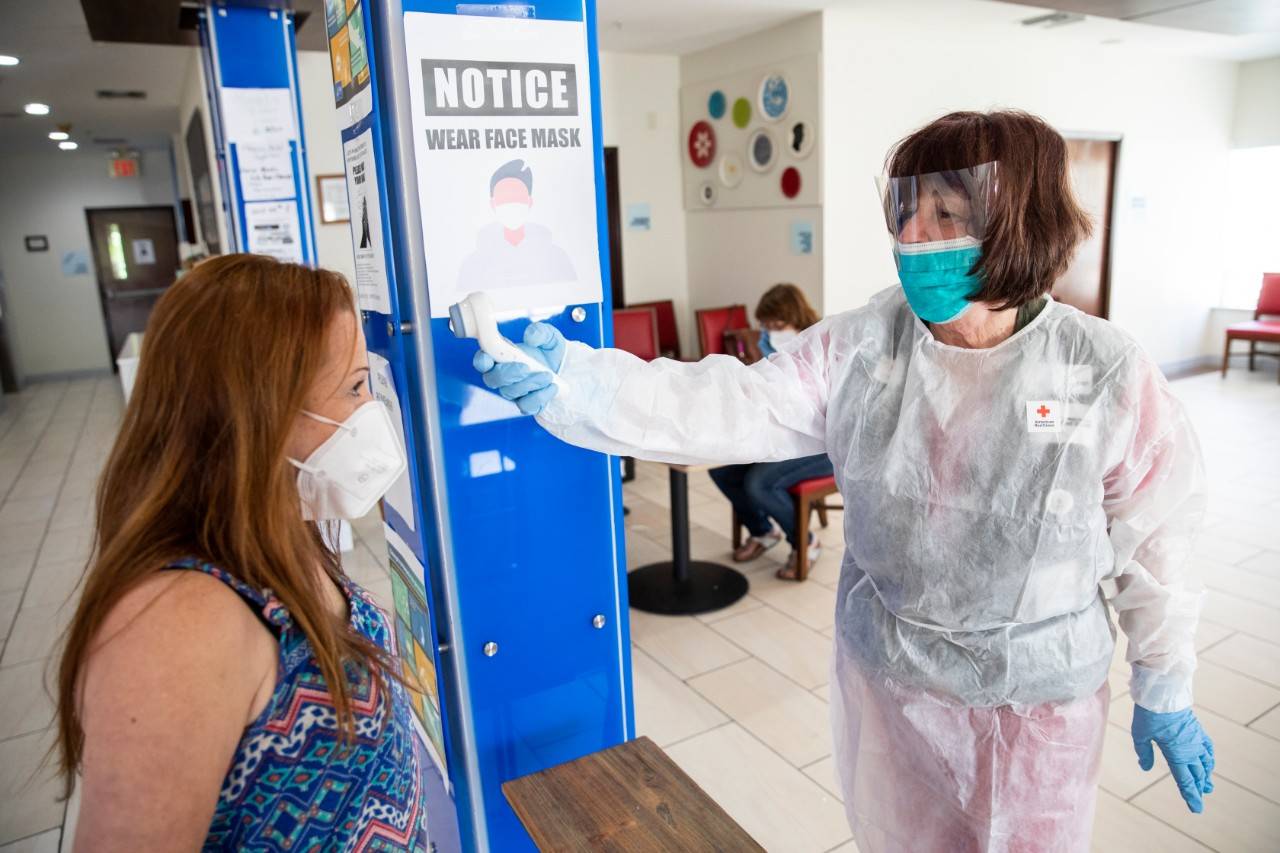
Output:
top-left (502, 736), bottom-right (765, 852)
top-left (627, 463), bottom-right (748, 615)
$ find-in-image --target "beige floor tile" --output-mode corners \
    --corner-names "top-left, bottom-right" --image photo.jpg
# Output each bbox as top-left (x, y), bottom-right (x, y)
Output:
top-left (1202, 590), bottom-right (1280, 644)
top-left (0, 828), bottom-right (61, 853)
top-left (0, 591), bottom-right (20, 641)
top-left (1090, 790), bottom-right (1210, 852)
top-left (1131, 775), bottom-right (1280, 853)
top-left (1098, 722), bottom-right (1168, 800)
top-left (1192, 660), bottom-right (1280, 725)
top-left (0, 662), bottom-right (56, 741)
top-left (1238, 549), bottom-right (1279, 578)
top-left (0, 499), bottom-right (56, 529)
top-left (812, 683), bottom-right (830, 702)
top-left (1196, 620), bottom-right (1235, 651)
top-left (1201, 559), bottom-right (1280, 604)
top-left (22, 562), bottom-right (87, 610)
top-left (1192, 532), bottom-right (1262, 566)
top-left (622, 533), bottom-right (670, 571)
top-left (746, 572), bottom-right (837, 631)
top-left (826, 842), bottom-right (860, 853)
top-left (1203, 633), bottom-right (1280, 687)
top-left (665, 724), bottom-right (851, 853)
top-left (694, 591), bottom-right (763, 625)
top-left (0, 730), bottom-right (64, 846)
top-left (630, 648), bottom-right (727, 748)
top-left (46, 498), bottom-right (92, 533)
top-left (689, 658), bottom-right (831, 767)
top-left (1249, 705), bottom-right (1280, 740)
top-left (627, 609), bottom-right (748, 680)
top-left (1192, 707), bottom-right (1280, 803)
top-left (0, 552), bottom-right (36, 595)
top-left (7, 476), bottom-right (61, 502)
top-left (1, 605), bottom-right (71, 668)
top-left (1206, 519), bottom-right (1280, 553)
top-left (711, 607), bottom-right (832, 690)
top-left (34, 529), bottom-right (93, 569)
top-left (801, 755), bottom-right (842, 801)
top-left (0, 525), bottom-right (47, 555)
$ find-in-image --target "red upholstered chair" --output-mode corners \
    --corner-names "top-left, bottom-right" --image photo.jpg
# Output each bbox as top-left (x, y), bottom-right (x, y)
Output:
top-left (731, 475), bottom-right (841, 581)
top-left (696, 304), bottom-right (749, 357)
top-left (613, 306), bottom-right (660, 361)
top-left (1223, 273), bottom-right (1280, 382)
top-left (626, 299), bottom-right (681, 360)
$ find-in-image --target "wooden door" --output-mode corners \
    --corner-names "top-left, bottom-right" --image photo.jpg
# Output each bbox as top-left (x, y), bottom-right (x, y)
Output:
top-left (1054, 138), bottom-right (1117, 318)
top-left (604, 147), bottom-right (624, 309)
top-left (85, 206), bottom-right (180, 364)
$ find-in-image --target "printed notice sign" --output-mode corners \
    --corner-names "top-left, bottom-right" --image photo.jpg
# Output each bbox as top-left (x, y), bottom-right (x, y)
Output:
top-left (221, 88), bottom-right (296, 145)
top-left (236, 143), bottom-right (296, 201)
top-left (403, 12), bottom-right (603, 318)
top-left (244, 200), bottom-right (303, 262)
top-left (342, 126), bottom-right (392, 314)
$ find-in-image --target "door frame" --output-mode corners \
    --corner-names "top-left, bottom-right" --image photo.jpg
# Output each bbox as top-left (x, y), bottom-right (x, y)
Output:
top-left (84, 204), bottom-right (180, 364)
top-left (1061, 131), bottom-right (1121, 320)
top-left (603, 146), bottom-right (624, 309)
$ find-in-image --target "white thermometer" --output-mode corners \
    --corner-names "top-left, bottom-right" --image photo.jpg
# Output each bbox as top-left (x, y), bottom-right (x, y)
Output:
top-left (449, 292), bottom-right (569, 392)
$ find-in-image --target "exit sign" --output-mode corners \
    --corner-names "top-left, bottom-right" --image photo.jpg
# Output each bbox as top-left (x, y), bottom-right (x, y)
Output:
top-left (109, 157), bottom-right (139, 178)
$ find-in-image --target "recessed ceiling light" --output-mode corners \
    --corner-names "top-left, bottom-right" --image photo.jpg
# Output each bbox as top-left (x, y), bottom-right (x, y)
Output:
top-left (0, 55), bottom-right (19, 67)
top-left (48, 131), bottom-right (69, 141)
top-left (59, 140), bottom-right (78, 150)
top-left (24, 102), bottom-right (50, 115)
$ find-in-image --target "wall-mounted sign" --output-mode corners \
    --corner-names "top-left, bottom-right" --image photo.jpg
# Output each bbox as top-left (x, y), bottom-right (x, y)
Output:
top-left (625, 203), bottom-right (651, 231)
top-left (790, 220), bottom-right (814, 255)
top-left (24, 235), bottom-right (48, 252)
top-left (60, 249), bottom-right (90, 276)
top-left (109, 157), bottom-right (139, 179)
top-left (131, 238), bottom-right (156, 265)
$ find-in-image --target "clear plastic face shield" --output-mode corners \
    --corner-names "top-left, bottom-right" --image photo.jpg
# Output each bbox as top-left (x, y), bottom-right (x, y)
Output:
top-left (876, 162), bottom-right (998, 323)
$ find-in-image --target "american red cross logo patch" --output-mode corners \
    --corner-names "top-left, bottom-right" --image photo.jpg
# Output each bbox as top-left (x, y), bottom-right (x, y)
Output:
top-left (1026, 401), bottom-right (1062, 433)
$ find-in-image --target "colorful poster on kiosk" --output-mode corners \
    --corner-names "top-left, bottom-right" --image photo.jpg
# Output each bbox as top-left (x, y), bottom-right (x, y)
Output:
top-left (403, 12), bottom-right (603, 317)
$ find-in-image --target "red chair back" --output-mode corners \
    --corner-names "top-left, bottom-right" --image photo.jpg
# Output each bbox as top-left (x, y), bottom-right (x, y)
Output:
top-left (613, 307), bottom-right (660, 361)
top-left (626, 299), bottom-right (680, 359)
top-left (696, 304), bottom-right (749, 356)
top-left (1258, 273), bottom-right (1280, 319)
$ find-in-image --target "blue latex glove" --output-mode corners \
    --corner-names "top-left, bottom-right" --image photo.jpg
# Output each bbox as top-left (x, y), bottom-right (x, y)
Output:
top-left (1131, 705), bottom-right (1214, 813)
top-left (471, 322), bottom-right (566, 416)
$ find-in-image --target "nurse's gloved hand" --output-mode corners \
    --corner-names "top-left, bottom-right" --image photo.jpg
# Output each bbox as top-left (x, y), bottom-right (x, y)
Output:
top-left (1131, 705), bottom-right (1214, 813)
top-left (471, 323), bottom-right (566, 416)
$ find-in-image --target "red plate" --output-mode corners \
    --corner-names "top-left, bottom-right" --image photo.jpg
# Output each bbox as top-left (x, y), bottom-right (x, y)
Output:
top-left (688, 120), bottom-right (716, 169)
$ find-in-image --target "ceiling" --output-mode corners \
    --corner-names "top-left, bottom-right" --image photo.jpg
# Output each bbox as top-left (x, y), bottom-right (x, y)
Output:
top-left (1, 0), bottom-right (1276, 155)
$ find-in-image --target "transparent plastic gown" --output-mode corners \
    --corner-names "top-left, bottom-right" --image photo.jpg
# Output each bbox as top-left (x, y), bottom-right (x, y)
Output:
top-left (536, 286), bottom-right (1206, 851)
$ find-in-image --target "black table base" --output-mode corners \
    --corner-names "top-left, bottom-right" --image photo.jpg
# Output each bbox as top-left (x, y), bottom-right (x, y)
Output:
top-left (628, 467), bottom-right (748, 615)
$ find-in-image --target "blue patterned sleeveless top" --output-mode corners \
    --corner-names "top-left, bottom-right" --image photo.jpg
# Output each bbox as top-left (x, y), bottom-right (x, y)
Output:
top-left (165, 559), bottom-right (431, 852)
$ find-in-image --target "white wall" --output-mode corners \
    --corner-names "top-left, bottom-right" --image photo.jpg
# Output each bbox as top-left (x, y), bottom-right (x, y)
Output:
top-left (821, 5), bottom-right (1238, 367)
top-left (1232, 57), bottom-right (1280, 149)
top-left (597, 52), bottom-right (693, 355)
top-left (680, 14), bottom-right (824, 336)
top-left (297, 50), bottom-right (357, 285)
top-left (0, 148), bottom-right (176, 379)
top-left (174, 51), bottom-right (228, 256)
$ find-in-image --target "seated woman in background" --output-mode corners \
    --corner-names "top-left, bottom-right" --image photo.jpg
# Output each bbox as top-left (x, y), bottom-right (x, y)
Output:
top-left (710, 283), bottom-right (833, 579)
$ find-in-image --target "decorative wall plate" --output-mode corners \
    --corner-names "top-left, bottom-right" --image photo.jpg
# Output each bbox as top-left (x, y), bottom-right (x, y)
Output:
top-left (781, 166), bottom-right (802, 199)
top-left (787, 118), bottom-right (815, 159)
top-left (731, 97), bottom-right (751, 129)
top-left (687, 120), bottom-right (716, 168)
top-left (748, 128), bottom-right (776, 173)
top-left (757, 73), bottom-right (789, 122)
top-left (708, 90), bottom-right (726, 120)
top-left (698, 181), bottom-right (718, 206)
top-left (718, 153), bottom-right (744, 188)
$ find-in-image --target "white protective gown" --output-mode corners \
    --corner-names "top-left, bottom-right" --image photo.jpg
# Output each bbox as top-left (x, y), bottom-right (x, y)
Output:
top-left (536, 287), bottom-right (1206, 852)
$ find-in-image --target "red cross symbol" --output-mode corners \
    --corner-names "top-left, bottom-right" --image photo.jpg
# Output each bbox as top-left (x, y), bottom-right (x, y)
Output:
top-left (1036, 405), bottom-right (1051, 418)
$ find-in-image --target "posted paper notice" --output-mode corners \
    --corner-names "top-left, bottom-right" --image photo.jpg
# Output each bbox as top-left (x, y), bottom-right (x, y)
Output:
top-left (244, 200), bottom-right (303, 262)
top-left (343, 127), bottom-right (392, 314)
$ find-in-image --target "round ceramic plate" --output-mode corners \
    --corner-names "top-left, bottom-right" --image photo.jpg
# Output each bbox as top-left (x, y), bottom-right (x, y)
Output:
top-left (757, 72), bottom-right (789, 123)
top-left (718, 153), bottom-right (744, 188)
top-left (698, 181), bottom-right (718, 206)
top-left (787, 118), bottom-right (815, 159)
top-left (748, 128), bottom-right (776, 173)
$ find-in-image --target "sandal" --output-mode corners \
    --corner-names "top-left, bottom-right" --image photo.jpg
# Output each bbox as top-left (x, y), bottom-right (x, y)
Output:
top-left (776, 535), bottom-right (822, 580)
top-left (733, 529), bottom-right (782, 562)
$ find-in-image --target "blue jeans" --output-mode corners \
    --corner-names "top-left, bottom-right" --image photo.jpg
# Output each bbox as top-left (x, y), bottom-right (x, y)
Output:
top-left (709, 455), bottom-right (834, 548)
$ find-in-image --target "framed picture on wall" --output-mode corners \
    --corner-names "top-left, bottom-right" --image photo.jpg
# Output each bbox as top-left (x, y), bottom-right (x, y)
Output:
top-left (316, 174), bottom-right (350, 224)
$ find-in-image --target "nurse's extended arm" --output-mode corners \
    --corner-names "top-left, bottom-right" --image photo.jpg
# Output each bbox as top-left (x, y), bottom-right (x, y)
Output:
top-left (472, 322), bottom-right (829, 465)
top-left (1104, 354), bottom-right (1214, 812)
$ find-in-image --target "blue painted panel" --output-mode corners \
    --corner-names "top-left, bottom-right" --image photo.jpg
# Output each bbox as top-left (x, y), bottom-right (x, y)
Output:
top-left (211, 7), bottom-right (292, 88)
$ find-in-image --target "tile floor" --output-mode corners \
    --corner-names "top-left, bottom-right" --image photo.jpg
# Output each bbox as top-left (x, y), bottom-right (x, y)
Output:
top-left (1, 367), bottom-right (1278, 852)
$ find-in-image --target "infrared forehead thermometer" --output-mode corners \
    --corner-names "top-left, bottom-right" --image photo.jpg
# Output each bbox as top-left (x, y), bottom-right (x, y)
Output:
top-left (449, 292), bottom-right (569, 391)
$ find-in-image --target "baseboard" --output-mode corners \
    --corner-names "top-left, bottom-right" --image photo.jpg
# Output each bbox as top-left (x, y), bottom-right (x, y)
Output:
top-left (1160, 355), bottom-right (1218, 380)
top-left (23, 367), bottom-right (114, 384)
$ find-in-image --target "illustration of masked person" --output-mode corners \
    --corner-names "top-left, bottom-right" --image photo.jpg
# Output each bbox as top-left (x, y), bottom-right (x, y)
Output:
top-left (458, 159), bottom-right (576, 291)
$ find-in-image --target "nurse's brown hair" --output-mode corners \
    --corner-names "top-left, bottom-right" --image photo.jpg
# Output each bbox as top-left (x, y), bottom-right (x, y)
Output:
top-left (886, 110), bottom-right (1092, 309)
top-left (55, 254), bottom-right (396, 793)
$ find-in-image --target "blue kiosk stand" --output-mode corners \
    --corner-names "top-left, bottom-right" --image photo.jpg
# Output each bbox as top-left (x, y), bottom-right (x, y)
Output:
top-left (321, 1), bottom-right (633, 849)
